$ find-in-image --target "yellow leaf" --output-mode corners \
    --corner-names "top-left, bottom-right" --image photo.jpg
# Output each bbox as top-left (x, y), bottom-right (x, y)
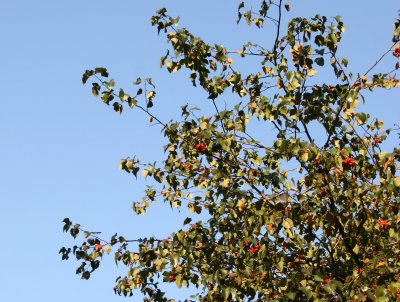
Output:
top-left (300, 152), bottom-right (309, 162)
top-left (188, 203), bottom-right (195, 213)
top-left (225, 58), bottom-right (233, 65)
top-left (282, 219), bottom-right (294, 229)
top-left (307, 69), bottom-right (317, 76)
top-left (103, 245), bottom-right (111, 254)
top-left (221, 179), bottom-right (230, 188)
top-left (237, 200), bottom-right (245, 212)
top-left (393, 177), bottom-right (400, 187)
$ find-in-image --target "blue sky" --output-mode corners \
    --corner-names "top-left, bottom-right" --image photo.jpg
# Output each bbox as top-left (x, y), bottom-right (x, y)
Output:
top-left (1, 1), bottom-right (399, 301)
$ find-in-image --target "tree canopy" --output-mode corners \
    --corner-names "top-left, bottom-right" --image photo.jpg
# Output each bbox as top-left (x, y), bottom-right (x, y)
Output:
top-left (61, 1), bottom-right (400, 301)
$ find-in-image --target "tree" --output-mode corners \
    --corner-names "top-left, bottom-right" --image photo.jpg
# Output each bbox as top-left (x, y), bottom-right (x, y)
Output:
top-left (60, 2), bottom-right (400, 301)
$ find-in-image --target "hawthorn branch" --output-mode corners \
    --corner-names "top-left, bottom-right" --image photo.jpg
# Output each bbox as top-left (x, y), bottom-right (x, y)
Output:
top-left (324, 186), bottom-right (362, 267)
top-left (351, 42), bottom-right (398, 88)
top-left (331, 52), bottom-right (350, 86)
top-left (94, 74), bottom-right (167, 127)
top-left (212, 99), bottom-right (226, 133)
top-left (324, 42), bottom-right (397, 148)
top-left (272, 0), bottom-right (283, 55)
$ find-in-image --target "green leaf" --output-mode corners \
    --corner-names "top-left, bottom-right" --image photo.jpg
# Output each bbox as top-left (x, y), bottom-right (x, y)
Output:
top-left (105, 79), bottom-right (115, 90)
top-left (353, 244), bottom-right (360, 254)
top-left (222, 287), bottom-right (231, 300)
top-left (277, 260), bottom-right (284, 272)
top-left (287, 292), bottom-right (296, 300)
top-left (301, 286), bottom-right (313, 299)
top-left (128, 98), bottom-right (137, 108)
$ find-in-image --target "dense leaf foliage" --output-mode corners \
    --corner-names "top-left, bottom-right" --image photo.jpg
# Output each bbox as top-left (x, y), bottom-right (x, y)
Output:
top-left (61, 2), bottom-right (400, 301)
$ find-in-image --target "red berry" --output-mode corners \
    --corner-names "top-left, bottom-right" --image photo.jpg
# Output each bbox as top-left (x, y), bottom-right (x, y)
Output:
top-left (195, 143), bottom-right (206, 153)
top-left (94, 243), bottom-right (102, 251)
top-left (378, 220), bottom-right (390, 230)
top-left (394, 45), bottom-right (400, 58)
top-left (373, 137), bottom-right (382, 143)
top-left (249, 244), bottom-right (261, 254)
top-left (342, 157), bottom-right (356, 168)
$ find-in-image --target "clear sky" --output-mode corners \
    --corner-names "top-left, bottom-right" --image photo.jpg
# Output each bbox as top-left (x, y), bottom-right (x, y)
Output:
top-left (1, 1), bottom-right (399, 301)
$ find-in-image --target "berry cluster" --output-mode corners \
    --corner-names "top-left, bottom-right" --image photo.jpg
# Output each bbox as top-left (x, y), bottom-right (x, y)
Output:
top-left (342, 157), bottom-right (356, 168)
top-left (195, 143), bottom-right (206, 153)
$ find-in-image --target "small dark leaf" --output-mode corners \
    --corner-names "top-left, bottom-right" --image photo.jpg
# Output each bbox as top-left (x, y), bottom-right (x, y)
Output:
top-left (94, 67), bottom-right (108, 77)
top-left (133, 77), bottom-right (142, 85)
top-left (156, 7), bottom-right (167, 15)
top-left (82, 271), bottom-right (91, 280)
top-left (113, 102), bottom-right (123, 114)
top-left (91, 260), bottom-right (100, 270)
top-left (82, 70), bottom-right (94, 84)
top-left (315, 57), bottom-right (325, 66)
top-left (92, 83), bottom-right (100, 97)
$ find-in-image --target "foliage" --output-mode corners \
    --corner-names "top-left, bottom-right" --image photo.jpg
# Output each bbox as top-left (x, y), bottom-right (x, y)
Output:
top-left (61, 2), bottom-right (400, 301)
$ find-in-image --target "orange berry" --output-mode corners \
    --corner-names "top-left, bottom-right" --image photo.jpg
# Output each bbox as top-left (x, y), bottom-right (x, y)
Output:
top-left (378, 220), bottom-right (390, 230)
top-left (376, 261), bottom-right (386, 268)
